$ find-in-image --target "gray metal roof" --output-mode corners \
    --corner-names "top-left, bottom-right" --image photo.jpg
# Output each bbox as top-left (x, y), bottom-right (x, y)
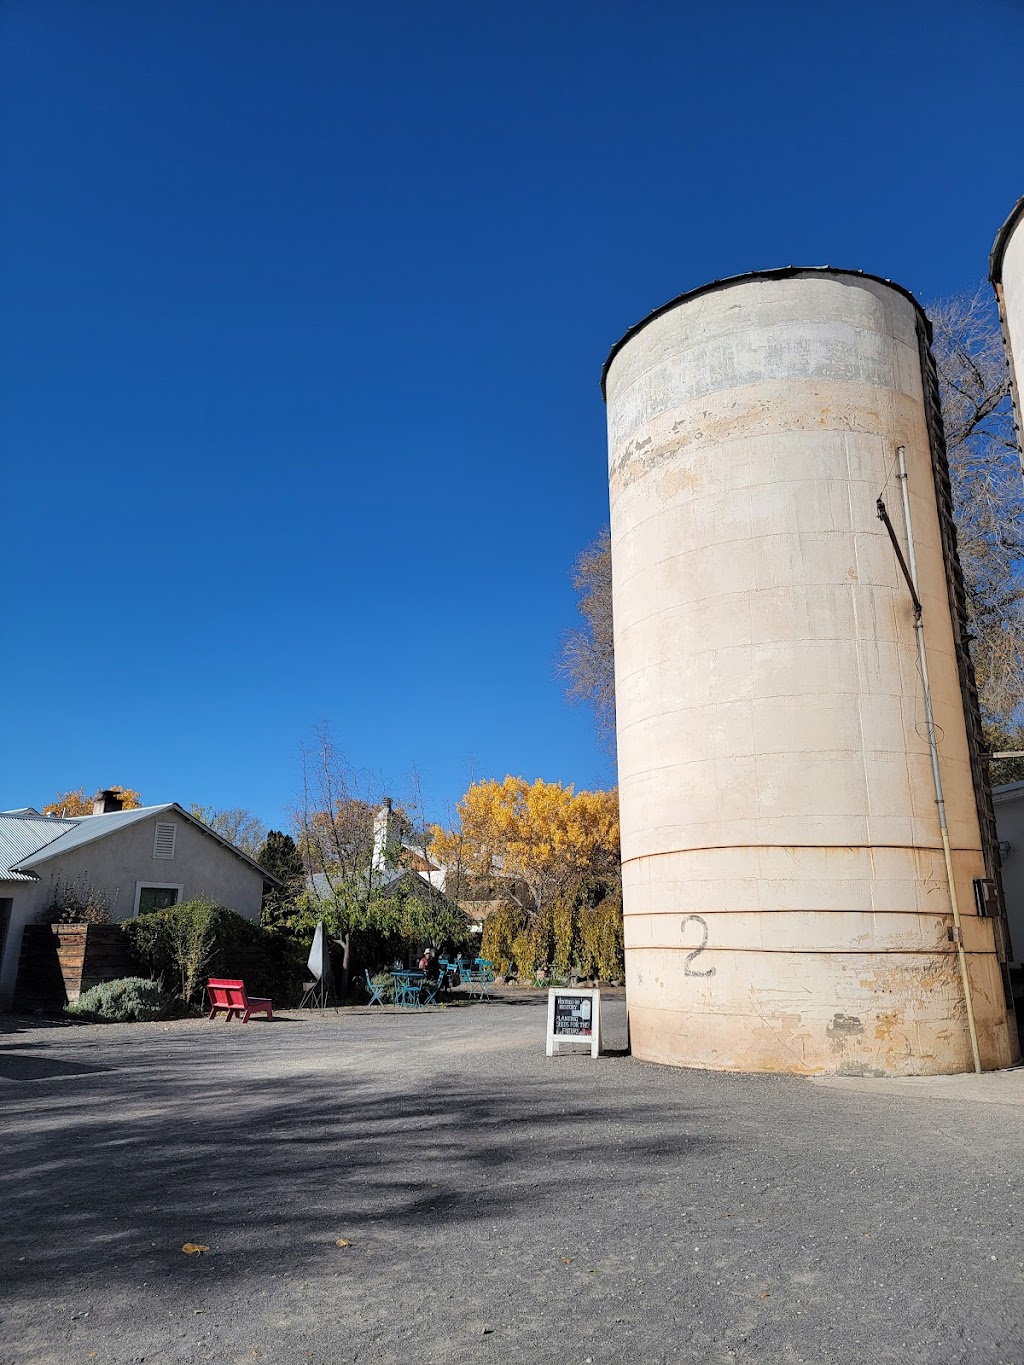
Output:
top-left (0, 813), bottom-right (79, 881)
top-left (11, 805), bottom-right (174, 872)
top-left (307, 865), bottom-right (407, 901)
top-left (5, 802), bottom-right (280, 885)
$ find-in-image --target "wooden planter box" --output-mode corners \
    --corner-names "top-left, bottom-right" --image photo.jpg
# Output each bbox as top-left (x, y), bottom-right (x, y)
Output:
top-left (14, 923), bottom-right (137, 1010)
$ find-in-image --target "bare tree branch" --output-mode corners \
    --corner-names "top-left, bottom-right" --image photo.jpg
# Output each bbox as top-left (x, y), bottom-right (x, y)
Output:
top-left (558, 526), bottom-right (616, 750)
top-left (927, 285), bottom-right (1024, 728)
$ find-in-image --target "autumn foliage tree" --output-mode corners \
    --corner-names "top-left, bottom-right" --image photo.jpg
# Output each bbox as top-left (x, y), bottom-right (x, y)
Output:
top-left (42, 786), bottom-right (143, 816)
top-left (430, 777), bottom-right (622, 979)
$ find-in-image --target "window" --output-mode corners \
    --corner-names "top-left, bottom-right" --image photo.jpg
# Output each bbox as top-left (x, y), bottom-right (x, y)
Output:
top-left (134, 883), bottom-right (183, 916)
top-left (153, 823), bottom-right (177, 859)
top-left (0, 898), bottom-right (11, 957)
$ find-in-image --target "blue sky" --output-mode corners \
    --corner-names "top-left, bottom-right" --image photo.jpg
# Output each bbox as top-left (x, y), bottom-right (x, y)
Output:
top-left (2, 0), bottom-right (1022, 831)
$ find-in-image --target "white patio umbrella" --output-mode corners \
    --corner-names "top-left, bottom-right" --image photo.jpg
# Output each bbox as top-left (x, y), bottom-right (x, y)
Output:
top-left (301, 921), bottom-right (335, 1008)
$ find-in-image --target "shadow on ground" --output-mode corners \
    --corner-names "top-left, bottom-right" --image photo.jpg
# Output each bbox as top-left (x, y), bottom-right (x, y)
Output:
top-left (0, 1013), bottom-right (716, 1310)
top-left (0, 1050), bottom-right (115, 1081)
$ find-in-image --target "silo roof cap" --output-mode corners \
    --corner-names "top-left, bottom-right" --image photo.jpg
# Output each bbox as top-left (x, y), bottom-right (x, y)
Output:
top-left (600, 265), bottom-right (932, 399)
top-left (990, 194), bottom-right (1024, 285)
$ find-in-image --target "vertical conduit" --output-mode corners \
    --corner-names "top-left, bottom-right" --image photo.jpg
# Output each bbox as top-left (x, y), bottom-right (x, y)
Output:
top-left (896, 445), bottom-right (983, 1073)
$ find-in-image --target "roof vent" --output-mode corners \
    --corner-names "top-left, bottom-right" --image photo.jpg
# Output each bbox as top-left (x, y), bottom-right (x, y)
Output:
top-left (153, 822), bottom-right (177, 860)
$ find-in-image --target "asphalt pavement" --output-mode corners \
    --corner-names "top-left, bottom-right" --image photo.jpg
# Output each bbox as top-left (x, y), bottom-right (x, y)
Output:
top-left (1, 990), bottom-right (1022, 1365)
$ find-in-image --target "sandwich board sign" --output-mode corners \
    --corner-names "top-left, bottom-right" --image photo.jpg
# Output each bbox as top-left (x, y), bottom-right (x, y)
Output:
top-left (546, 988), bottom-right (601, 1058)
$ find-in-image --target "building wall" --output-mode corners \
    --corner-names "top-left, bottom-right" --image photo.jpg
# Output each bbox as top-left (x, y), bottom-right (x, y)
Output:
top-left (0, 812), bottom-right (264, 1010)
top-left (0, 878), bottom-right (45, 1010)
top-left (605, 270), bottom-right (1017, 1076)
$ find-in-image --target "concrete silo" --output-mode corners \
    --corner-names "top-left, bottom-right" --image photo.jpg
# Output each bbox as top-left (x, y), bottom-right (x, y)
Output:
top-left (991, 196), bottom-right (1024, 459)
top-left (602, 268), bottom-right (1017, 1075)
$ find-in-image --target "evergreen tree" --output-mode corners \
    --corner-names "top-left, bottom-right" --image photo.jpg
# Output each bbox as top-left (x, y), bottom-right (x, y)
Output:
top-left (258, 830), bottom-right (305, 923)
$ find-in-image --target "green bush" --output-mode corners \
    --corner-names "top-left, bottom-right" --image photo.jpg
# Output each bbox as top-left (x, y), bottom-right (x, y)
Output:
top-left (121, 898), bottom-right (304, 1007)
top-left (68, 977), bottom-right (169, 1023)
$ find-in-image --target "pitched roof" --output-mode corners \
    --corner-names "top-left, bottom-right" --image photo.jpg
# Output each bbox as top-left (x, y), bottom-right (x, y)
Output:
top-left (0, 812), bottom-right (79, 881)
top-left (2, 803), bottom-right (280, 885)
top-left (12, 805), bottom-right (174, 871)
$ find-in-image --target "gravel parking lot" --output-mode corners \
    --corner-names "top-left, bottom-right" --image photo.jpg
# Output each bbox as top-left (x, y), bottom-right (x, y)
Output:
top-left (2, 990), bottom-right (1023, 1365)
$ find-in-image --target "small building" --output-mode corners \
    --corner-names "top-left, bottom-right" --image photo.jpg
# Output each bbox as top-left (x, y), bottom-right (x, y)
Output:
top-left (0, 790), bottom-right (276, 1010)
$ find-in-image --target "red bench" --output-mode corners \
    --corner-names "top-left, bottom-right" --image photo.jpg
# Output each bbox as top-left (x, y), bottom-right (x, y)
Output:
top-left (206, 978), bottom-right (273, 1023)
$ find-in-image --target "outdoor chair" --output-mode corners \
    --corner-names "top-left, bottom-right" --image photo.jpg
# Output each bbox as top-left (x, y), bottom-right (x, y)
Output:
top-left (468, 965), bottom-right (495, 1001)
top-left (394, 974), bottom-right (423, 1008)
top-left (206, 978), bottom-right (273, 1022)
top-left (365, 969), bottom-right (387, 1006)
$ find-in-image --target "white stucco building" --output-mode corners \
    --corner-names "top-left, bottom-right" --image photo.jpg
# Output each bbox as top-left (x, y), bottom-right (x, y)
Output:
top-left (0, 793), bottom-right (275, 1010)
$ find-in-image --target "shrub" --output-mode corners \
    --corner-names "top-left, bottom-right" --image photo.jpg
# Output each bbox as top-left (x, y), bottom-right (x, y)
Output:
top-left (37, 875), bottom-right (113, 925)
top-left (68, 977), bottom-right (169, 1023)
top-left (122, 898), bottom-right (304, 1007)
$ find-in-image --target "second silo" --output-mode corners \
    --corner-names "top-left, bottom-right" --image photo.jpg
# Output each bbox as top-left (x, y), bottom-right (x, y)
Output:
top-left (991, 196), bottom-right (1024, 459)
top-left (603, 268), bottom-right (1016, 1076)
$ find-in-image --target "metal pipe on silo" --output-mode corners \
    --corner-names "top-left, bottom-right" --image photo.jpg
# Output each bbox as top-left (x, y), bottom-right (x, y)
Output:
top-left (892, 445), bottom-right (981, 1073)
top-left (602, 268), bottom-right (1018, 1076)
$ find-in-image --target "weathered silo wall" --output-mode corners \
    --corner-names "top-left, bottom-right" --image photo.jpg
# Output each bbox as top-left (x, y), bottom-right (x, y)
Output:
top-left (991, 196), bottom-right (1024, 463)
top-left (603, 268), bottom-right (1018, 1076)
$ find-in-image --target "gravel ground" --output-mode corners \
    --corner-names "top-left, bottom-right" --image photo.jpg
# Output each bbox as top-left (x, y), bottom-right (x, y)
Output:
top-left (1, 989), bottom-right (1023, 1365)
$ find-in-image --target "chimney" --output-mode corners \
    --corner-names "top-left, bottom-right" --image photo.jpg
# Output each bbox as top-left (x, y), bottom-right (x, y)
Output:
top-left (92, 789), bottom-right (124, 816)
top-left (371, 797), bottom-right (399, 874)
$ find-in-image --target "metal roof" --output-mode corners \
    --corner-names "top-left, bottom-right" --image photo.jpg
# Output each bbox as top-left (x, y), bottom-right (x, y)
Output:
top-left (0, 813), bottom-right (78, 881)
top-left (599, 265), bottom-right (934, 398)
top-left (6, 803), bottom-right (280, 885)
top-left (11, 805), bottom-right (175, 872)
top-left (990, 195), bottom-right (1024, 285)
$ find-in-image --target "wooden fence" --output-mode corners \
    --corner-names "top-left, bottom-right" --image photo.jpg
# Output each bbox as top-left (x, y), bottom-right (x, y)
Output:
top-left (14, 923), bottom-right (138, 1010)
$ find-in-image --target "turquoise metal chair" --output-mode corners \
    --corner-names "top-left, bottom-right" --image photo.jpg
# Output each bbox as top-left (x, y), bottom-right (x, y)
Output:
top-left (365, 969), bottom-right (387, 1006)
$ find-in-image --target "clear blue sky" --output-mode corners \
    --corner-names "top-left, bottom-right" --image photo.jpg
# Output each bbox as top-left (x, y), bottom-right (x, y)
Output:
top-left (2, 0), bottom-right (1022, 831)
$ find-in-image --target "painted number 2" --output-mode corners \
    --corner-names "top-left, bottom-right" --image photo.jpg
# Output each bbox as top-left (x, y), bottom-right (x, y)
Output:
top-left (681, 914), bottom-right (715, 977)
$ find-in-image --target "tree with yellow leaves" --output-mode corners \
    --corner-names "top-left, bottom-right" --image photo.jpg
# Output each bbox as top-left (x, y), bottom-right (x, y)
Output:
top-left (42, 786), bottom-right (143, 817)
top-left (431, 776), bottom-right (619, 918)
top-left (430, 777), bottom-right (622, 980)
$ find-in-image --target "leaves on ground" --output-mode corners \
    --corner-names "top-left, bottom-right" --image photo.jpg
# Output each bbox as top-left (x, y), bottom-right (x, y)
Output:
top-left (181, 1243), bottom-right (210, 1255)
top-left (335, 1238), bottom-right (354, 1248)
